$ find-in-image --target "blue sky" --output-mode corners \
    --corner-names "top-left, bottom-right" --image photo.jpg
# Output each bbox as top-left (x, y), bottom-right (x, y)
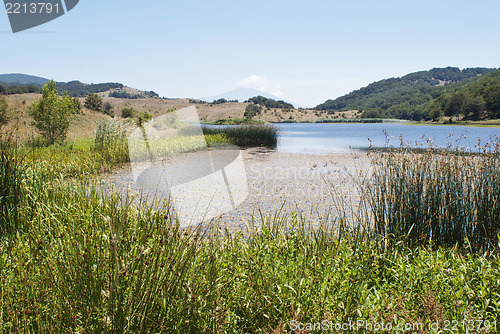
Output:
top-left (1, 0), bottom-right (499, 107)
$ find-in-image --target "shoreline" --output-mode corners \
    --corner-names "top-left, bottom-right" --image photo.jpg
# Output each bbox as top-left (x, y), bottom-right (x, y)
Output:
top-left (101, 147), bottom-right (372, 231)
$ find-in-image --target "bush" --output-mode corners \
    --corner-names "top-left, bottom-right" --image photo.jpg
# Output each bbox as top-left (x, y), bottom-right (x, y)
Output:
top-left (84, 93), bottom-right (103, 111)
top-left (71, 97), bottom-right (82, 114)
top-left (121, 107), bottom-right (136, 118)
top-left (244, 104), bottom-right (262, 119)
top-left (101, 102), bottom-right (114, 116)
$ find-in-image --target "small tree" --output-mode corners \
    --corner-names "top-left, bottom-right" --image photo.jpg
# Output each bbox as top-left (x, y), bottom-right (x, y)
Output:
top-left (30, 81), bottom-right (78, 145)
top-left (121, 107), bottom-right (136, 118)
top-left (0, 95), bottom-right (8, 127)
top-left (84, 93), bottom-right (103, 111)
top-left (244, 104), bottom-right (262, 119)
top-left (101, 102), bottom-right (114, 116)
top-left (72, 97), bottom-right (82, 113)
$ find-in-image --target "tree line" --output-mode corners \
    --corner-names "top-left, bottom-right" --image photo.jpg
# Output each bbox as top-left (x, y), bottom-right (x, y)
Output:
top-left (315, 67), bottom-right (500, 121)
top-left (246, 96), bottom-right (294, 110)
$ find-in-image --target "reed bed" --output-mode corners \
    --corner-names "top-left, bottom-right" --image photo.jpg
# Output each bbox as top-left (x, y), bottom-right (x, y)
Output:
top-left (202, 124), bottom-right (279, 148)
top-left (0, 168), bottom-right (498, 332)
top-left (367, 138), bottom-right (500, 252)
top-left (0, 144), bottom-right (24, 235)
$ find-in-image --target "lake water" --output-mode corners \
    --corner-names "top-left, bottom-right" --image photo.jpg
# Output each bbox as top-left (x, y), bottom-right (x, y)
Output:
top-left (276, 123), bottom-right (500, 154)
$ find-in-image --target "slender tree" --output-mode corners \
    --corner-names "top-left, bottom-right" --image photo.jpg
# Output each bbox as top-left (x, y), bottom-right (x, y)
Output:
top-left (84, 93), bottom-right (103, 111)
top-left (30, 81), bottom-right (78, 144)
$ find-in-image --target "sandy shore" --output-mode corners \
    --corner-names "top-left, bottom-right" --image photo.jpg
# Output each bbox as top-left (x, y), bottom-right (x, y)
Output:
top-left (101, 147), bottom-right (373, 231)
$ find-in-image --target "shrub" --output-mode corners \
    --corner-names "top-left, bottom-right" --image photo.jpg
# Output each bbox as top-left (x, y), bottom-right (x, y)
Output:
top-left (121, 107), bottom-right (136, 118)
top-left (135, 112), bottom-right (152, 126)
top-left (244, 104), bottom-right (262, 119)
top-left (84, 93), bottom-right (103, 111)
top-left (101, 102), bottom-right (114, 116)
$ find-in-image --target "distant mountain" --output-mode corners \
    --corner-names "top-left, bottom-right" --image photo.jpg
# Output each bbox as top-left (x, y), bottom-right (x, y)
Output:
top-left (0, 73), bottom-right (49, 86)
top-left (316, 67), bottom-right (500, 121)
top-left (201, 88), bottom-right (286, 104)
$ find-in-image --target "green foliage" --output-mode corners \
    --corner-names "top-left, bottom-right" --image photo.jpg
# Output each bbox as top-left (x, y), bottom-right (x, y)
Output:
top-left (101, 102), bottom-right (114, 116)
top-left (109, 90), bottom-right (159, 99)
top-left (202, 125), bottom-right (278, 147)
top-left (71, 97), bottom-right (82, 114)
top-left (0, 95), bottom-right (8, 127)
top-left (57, 81), bottom-right (123, 97)
top-left (0, 172), bottom-right (498, 332)
top-left (121, 107), bottom-right (136, 118)
top-left (119, 107), bottom-right (152, 125)
top-left (0, 144), bottom-right (24, 235)
top-left (247, 96), bottom-right (294, 109)
top-left (1, 138), bottom-right (500, 332)
top-left (94, 120), bottom-right (129, 165)
top-left (84, 93), bottom-right (103, 111)
top-left (135, 112), bottom-right (152, 126)
top-left (0, 83), bottom-right (41, 95)
top-left (317, 67), bottom-right (499, 121)
top-left (210, 98), bottom-right (238, 104)
top-left (29, 81), bottom-right (78, 145)
top-left (368, 139), bottom-right (500, 252)
top-left (109, 91), bottom-right (142, 99)
top-left (244, 103), bottom-right (263, 119)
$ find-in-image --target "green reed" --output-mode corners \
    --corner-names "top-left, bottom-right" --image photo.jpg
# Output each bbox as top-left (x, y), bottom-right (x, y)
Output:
top-left (367, 139), bottom-right (500, 252)
top-left (202, 124), bottom-right (279, 148)
top-left (0, 144), bottom-right (24, 235)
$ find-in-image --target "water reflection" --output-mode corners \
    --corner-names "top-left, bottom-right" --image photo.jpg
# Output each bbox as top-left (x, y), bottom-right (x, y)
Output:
top-left (276, 123), bottom-right (500, 154)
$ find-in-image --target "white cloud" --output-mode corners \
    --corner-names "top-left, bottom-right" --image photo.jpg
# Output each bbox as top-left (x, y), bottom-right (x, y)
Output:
top-left (238, 75), bottom-right (372, 107)
top-left (239, 75), bottom-right (284, 98)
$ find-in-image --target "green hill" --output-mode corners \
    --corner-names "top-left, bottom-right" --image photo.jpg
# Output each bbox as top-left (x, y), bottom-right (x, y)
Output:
top-left (0, 74), bottom-right (158, 99)
top-left (315, 67), bottom-right (499, 121)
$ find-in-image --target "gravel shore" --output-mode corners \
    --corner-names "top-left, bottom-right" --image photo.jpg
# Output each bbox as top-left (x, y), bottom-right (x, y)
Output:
top-left (101, 147), bottom-right (373, 231)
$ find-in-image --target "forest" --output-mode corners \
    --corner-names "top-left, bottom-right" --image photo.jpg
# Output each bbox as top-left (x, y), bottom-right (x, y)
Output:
top-left (246, 96), bottom-right (295, 110)
top-left (315, 67), bottom-right (500, 121)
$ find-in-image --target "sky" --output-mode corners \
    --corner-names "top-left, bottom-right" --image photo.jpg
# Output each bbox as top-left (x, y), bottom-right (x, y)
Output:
top-left (1, 0), bottom-right (500, 107)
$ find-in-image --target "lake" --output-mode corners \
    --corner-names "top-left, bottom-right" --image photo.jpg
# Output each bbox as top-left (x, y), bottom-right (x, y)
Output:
top-left (276, 123), bottom-right (500, 154)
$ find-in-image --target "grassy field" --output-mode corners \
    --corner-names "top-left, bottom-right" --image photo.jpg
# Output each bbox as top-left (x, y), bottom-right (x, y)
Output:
top-left (0, 121), bottom-right (499, 332)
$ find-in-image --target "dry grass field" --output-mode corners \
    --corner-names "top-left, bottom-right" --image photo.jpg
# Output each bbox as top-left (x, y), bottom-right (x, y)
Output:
top-left (2, 92), bottom-right (342, 143)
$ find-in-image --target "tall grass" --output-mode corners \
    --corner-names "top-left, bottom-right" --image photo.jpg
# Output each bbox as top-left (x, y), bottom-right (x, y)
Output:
top-left (1, 129), bottom-right (500, 332)
top-left (0, 144), bottom-right (24, 235)
top-left (93, 119), bottom-right (129, 166)
top-left (367, 139), bottom-right (500, 252)
top-left (1, 170), bottom-right (498, 332)
top-left (202, 124), bottom-right (279, 148)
